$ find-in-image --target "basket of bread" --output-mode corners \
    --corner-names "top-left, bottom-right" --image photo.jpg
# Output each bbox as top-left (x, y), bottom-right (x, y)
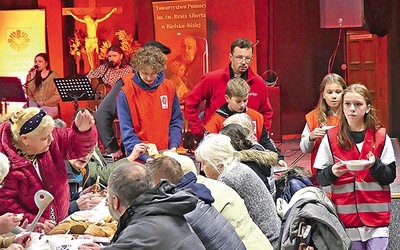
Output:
top-left (49, 214), bottom-right (117, 239)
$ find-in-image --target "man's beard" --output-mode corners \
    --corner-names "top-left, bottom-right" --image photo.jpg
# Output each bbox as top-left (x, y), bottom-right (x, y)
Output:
top-left (108, 61), bottom-right (120, 68)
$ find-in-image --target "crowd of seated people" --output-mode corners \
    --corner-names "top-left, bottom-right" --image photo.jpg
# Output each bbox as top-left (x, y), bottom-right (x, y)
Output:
top-left (0, 38), bottom-right (396, 250)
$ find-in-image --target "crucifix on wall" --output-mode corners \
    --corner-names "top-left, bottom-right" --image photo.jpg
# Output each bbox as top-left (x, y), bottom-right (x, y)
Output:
top-left (62, 0), bottom-right (122, 71)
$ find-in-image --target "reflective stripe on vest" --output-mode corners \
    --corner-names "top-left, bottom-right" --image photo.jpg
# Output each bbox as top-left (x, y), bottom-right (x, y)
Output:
top-left (333, 182), bottom-right (389, 194)
top-left (336, 203), bottom-right (390, 214)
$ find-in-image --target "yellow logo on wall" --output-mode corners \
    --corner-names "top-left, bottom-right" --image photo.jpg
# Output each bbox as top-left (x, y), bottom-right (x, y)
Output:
top-left (8, 30), bottom-right (30, 52)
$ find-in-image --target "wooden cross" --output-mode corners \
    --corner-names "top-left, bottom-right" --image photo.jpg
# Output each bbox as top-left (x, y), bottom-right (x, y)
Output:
top-left (62, 0), bottom-right (123, 16)
top-left (62, 0), bottom-right (123, 72)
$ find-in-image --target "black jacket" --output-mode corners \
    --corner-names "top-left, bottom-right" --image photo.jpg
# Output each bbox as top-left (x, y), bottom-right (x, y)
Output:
top-left (177, 172), bottom-right (246, 250)
top-left (106, 180), bottom-right (205, 250)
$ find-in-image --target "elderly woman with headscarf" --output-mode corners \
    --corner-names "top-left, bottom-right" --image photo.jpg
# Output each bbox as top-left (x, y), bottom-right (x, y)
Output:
top-left (0, 107), bottom-right (97, 233)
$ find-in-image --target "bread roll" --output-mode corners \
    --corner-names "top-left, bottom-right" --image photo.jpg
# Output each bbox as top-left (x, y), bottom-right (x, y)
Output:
top-left (85, 224), bottom-right (106, 237)
top-left (70, 224), bottom-right (86, 234)
top-left (70, 214), bottom-right (88, 222)
top-left (146, 143), bottom-right (159, 156)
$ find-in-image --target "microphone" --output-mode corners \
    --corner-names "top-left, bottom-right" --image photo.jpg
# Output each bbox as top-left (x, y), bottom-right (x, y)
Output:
top-left (29, 65), bottom-right (39, 72)
top-left (107, 61), bottom-right (116, 68)
top-left (177, 32), bottom-right (209, 74)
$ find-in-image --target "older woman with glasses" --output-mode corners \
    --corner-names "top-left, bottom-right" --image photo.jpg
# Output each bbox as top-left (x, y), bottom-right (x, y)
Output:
top-left (0, 107), bottom-right (97, 234)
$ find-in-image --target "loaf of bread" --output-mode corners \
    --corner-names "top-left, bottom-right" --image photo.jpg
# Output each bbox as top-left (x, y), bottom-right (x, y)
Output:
top-left (48, 214), bottom-right (117, 239)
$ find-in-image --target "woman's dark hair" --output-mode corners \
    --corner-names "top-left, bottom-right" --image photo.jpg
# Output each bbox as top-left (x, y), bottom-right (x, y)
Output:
top-left (219, 123), bottom-right (253, 151)
top-left (34, 53), bottom-right (50, 91)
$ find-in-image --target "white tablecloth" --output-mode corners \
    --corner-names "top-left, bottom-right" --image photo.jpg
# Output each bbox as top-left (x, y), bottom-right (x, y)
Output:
top-left (27, 198), bottom-right (110, 250)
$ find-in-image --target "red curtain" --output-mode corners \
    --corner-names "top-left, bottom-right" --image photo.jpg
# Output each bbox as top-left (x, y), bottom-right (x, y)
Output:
top-left (364, 0), bottom-right (394, 36)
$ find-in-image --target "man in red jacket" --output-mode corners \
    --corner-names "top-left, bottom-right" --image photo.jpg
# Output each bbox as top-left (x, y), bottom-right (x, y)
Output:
top-left (184, 38), bottom-right (273, 141)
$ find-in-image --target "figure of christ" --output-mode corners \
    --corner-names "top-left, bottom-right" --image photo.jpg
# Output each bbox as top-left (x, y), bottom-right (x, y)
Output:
top-left (67, 8), bottom-right (117, 70)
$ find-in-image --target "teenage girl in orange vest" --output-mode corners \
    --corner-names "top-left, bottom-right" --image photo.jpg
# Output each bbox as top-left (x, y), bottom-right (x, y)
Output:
top-left (300, 73), bottom-right (347, 182)
top-left (314, 83), bottom-right (396, 250)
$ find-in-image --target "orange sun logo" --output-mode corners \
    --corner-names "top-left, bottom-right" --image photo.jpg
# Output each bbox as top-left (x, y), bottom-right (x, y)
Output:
top-left (8, 30), bottom-right (30, 51)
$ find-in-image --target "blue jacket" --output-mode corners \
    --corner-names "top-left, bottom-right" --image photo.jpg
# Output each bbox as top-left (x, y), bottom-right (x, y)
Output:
top-left (280, 177), bottom-right (313, 203)
top-left (117, 71), bottom-right (182, 162)
top-left (177, 172), bottom-right (246, 250)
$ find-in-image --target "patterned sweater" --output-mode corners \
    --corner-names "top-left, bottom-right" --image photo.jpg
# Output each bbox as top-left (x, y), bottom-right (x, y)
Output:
top-left (219, 162), bottom-right (281, 249)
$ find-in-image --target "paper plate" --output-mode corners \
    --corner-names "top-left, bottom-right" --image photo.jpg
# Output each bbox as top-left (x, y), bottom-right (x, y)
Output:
top-left (343, 160), bottom-right (370, 171)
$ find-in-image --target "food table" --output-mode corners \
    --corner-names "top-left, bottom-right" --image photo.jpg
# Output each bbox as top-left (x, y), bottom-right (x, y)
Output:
top-left (27, 198), bottom-right (113, 250)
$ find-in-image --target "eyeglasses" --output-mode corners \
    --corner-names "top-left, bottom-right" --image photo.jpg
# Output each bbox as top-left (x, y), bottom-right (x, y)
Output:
top-left (232, 55), bottom-right (253, 63)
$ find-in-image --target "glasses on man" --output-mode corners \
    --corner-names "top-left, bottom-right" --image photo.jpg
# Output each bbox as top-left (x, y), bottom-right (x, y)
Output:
top-left (233, 55), bottom-right (252, 63)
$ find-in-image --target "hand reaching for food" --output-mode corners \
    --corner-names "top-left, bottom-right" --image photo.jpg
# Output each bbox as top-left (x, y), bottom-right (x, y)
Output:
top-left (81, 183), bottom-right (100, 195)
top-left (77, 193), bottom-right (102, 211)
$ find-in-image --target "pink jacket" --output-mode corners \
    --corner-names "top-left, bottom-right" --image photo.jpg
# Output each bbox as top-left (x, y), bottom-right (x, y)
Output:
top-left (0, 122), bottom-right (97, 223)
top-left (185, 64), bottom-right (273, 139)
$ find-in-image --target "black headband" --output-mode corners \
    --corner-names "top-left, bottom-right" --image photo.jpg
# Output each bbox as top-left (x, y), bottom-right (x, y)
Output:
top-left (19, 109), bottom-right (47, 135)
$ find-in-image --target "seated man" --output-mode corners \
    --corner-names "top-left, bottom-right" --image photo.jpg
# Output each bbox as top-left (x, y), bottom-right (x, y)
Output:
top-left (148, 156), bottom-right (246, 250)
top-left (78, 162), bottom-right (205, 249)
top-left (64, 108), bottom-right (148, 214)
top-left (66, 143), bottom-right (147, 214)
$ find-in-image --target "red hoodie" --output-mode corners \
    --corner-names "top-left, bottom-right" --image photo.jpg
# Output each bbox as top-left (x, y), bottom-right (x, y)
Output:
top-left (185, 63), bottom-right (273, 140)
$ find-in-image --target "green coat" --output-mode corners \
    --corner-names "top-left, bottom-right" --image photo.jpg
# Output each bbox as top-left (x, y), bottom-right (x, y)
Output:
top-left (88, 146), bottom-right (129, 186)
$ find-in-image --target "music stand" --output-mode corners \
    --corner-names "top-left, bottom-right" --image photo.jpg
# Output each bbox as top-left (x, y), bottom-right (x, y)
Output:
top-left (0, 76), bottom-right (27, 115)
top-left (54, 77), bottom-right (95, 112)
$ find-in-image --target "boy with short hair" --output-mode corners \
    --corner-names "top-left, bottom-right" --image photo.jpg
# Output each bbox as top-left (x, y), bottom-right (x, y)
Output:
top-left (205, 77), bottom-right (264, 140)
top-left (205, 78), bottom-right (287, 168)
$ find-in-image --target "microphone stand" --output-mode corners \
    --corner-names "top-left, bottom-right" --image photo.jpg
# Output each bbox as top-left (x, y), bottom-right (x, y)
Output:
top-left (98, 62), bottom-right (111, 85)
top-left (93, 63), bottom-right (111, 100)
top-left (24, 76), bottom-right (36, 108)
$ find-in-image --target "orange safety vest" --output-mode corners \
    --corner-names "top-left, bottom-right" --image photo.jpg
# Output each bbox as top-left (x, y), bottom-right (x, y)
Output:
top-left (121, 73), bottom-right (176, 150)
top-left (205, 108), bottom-right (264, 141)
top-left (328, 126), bottom-right (390, 228)
top-left (305, 109), bottom-right (340, 178)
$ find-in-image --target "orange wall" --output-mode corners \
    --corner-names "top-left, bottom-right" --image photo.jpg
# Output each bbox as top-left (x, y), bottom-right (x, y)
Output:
top-left (38, 0), bottom-right (65, 77)
top-left (206, 0), bottom-right (257, 71)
